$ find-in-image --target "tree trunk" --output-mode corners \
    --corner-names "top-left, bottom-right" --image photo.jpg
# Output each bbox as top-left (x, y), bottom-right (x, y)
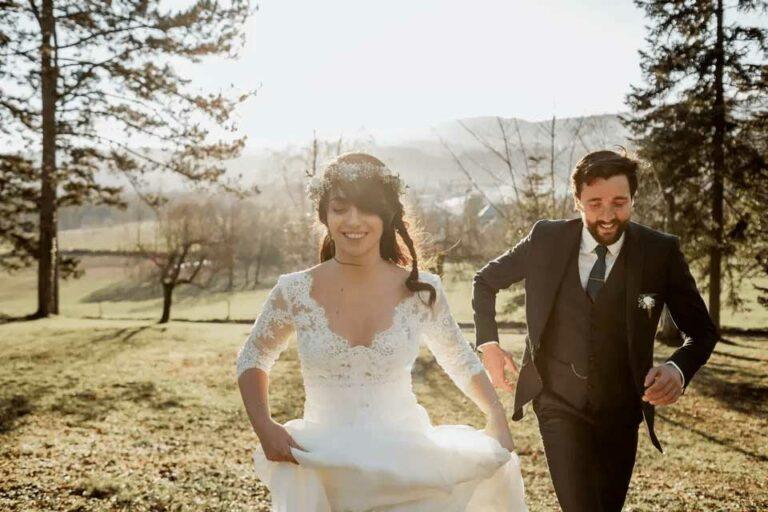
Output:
top-left (243, 262), bottom-right (250, 289)
top-left (53, 252), bottom-right (59, 314)
top-left (253, 245), bottom-right (264, 288)
top-left (710, 0), bottom-right (726, 329)
top-left (227, 261), bottom-right (234, 291)
top-left (35, 0), bottom-right (59, 318)
top-left (160, 283), bottom-right (174, 323)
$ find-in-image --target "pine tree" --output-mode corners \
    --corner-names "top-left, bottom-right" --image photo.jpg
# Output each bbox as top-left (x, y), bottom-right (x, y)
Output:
top-left (0, 1), bottom-right (254, 317)
top-left (625, 0), bottom-right (768, 328)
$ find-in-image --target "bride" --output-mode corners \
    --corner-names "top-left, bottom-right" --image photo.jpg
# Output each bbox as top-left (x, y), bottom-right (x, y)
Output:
top-left (236, 153), bottom-right (527, 511)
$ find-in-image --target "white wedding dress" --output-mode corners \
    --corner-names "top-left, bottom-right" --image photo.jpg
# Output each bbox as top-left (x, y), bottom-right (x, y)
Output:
top-left (236, 270), bottom-right (527, 511)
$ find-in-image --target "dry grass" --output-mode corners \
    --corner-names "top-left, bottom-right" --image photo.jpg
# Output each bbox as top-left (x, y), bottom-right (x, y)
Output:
top-left (0, 317), bottom-right (765, 511)
top-left (3, 256), bottom-right (766, 329)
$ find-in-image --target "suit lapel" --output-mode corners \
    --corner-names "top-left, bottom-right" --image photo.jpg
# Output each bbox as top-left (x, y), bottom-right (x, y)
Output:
top-left (624, 222), bottom-right (644, 366)
top-left (529, 219), bottom-right (582, 349)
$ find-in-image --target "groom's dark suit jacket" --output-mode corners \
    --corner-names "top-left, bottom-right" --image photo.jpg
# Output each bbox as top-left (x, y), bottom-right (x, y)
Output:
top-left (472, 218), bottom-right (719, 452)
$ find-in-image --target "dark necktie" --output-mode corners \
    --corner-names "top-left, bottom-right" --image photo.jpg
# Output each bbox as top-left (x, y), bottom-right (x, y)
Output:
top-left (586, 245), bottom-right (608, 301)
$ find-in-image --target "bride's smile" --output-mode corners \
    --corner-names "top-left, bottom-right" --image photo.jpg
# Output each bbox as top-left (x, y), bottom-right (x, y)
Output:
top-left (327, 193), bottom-right (384, 265)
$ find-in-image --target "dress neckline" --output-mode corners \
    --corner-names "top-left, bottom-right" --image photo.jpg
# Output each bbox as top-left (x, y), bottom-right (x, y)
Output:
top-left (302, 270), bottom-right (416, 351)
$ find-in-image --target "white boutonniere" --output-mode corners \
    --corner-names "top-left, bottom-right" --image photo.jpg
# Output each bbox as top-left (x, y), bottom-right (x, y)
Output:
top-left (637, 294), bottom-right (656, 319)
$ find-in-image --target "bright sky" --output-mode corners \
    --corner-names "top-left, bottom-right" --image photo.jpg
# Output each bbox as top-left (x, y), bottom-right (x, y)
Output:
top-left (173, 0), bottom-right (647, 147)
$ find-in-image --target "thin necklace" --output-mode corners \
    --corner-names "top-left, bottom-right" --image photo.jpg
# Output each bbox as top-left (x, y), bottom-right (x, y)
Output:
top-left (333, 256), bottom-right (366, 267)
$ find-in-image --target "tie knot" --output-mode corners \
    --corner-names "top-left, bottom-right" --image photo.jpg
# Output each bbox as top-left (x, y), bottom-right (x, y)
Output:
top-left (595, 245), bottom-right (608, 258)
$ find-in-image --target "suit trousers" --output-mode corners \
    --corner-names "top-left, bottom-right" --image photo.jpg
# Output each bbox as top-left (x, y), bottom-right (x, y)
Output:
top-left (533, 390), bottom-right (640, 512)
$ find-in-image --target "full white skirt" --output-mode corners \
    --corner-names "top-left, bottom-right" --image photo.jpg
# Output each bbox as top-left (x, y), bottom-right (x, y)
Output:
top-left (252, 382), bottom-right (527, 511)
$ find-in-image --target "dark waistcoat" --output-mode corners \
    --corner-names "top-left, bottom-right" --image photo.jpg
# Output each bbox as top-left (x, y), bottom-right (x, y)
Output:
top-left (538, 244), bottom-right (640, 421)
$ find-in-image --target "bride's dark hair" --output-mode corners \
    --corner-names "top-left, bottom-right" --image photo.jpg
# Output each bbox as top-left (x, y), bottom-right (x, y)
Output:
top-left (309, 152), bottom-right (436, 306)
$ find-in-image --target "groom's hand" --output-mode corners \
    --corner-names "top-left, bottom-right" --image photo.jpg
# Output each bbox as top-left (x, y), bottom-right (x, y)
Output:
top-left (643, 364), bottom-right (684, 406)
top-left (480, 344), bottom-right (518, 393)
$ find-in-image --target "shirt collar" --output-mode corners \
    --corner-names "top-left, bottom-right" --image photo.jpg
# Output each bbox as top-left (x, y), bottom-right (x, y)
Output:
top-left (580, 224), bottom-right (625, 256)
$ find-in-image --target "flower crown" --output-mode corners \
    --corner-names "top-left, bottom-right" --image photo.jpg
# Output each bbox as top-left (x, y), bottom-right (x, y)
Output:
top-left (307, 159), bottom-right (406, 206)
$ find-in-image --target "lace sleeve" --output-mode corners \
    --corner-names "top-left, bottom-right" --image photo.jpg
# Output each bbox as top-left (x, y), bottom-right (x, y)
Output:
top-left (236, 276), bottom-right (294, 379)
top-left (421, 273), bottom-right (486, 394)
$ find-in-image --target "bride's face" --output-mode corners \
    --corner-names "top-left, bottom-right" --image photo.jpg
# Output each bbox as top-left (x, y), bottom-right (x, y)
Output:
top-left (327, 192), bottom-right (384, 259)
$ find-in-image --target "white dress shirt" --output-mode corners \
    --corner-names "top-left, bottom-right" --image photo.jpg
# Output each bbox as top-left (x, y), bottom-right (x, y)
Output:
top-left (478, 225), bottom-right (685, 387)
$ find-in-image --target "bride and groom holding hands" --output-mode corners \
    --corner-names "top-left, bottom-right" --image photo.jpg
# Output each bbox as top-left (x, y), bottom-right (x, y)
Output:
top-left (236, 149), bottom-right (719, 511)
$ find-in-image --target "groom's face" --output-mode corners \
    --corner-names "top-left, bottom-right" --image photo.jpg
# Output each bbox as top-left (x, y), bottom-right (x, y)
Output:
top-left (575, 174), bottom-right (633, 245)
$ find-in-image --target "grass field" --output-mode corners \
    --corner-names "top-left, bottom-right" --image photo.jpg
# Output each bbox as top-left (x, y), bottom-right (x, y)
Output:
top-left (0, 257), bottom-right (529, 325)
top-left (1, 229), bottom-right (767, 511)
top-left (58, 222), bottom-right (160, 252)
top-left (1, 255), bottom-right (766, 329)
top-left (0, 316), bottom-right (766, 511)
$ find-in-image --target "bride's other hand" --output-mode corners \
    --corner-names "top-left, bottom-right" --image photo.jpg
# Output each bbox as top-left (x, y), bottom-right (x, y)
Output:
top-left (255, 418), bottom-right (307, 464)
top-left (485, 408), bottom-right (516, 452)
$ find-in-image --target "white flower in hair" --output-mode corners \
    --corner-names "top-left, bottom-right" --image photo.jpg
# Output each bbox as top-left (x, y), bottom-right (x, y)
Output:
top-left (307, 172), bottom-right (324, 192)
top-left (330, 160), bottom-right (393, 178)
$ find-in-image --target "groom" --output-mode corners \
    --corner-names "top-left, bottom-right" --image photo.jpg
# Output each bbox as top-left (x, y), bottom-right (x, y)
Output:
top-left (472, 149), bottom-right (718, 511)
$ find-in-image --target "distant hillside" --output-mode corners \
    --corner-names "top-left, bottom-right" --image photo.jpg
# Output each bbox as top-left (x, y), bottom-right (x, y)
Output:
top-left (60, 113), bottom-right (631, 229)
top-left (381, 114), bottom-right (631, 190)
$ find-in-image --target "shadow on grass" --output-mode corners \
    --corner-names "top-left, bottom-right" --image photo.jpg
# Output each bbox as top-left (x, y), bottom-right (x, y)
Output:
top-left (0, 394), bottom-right (33, 433)
top-left (656, 411), bottom-right (768, 463)
top-left (1, 378), bottom-right (183, 433)
top-left (0, 383), bottom-right (53, 434)
top-left (81, 279), bottom-right (162, 303)
top-left (658, 345), bottom-right (768, 461)
top-left (89, 325), bottom-right (153, 344)
top-left (712, 349), bottom-right (768, 364)
top-left (690, 359), bottom-right (768, 419)
top-left (0, 313), bottom-right (44, 324)
top-left (80, 275), bottom-right (266, 304)
top-left (50, 381), bottom-right (182, 423)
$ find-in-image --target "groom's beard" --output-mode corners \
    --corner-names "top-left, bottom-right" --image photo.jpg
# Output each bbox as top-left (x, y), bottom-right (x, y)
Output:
top-left (586, 218), bottom-right (629, 246)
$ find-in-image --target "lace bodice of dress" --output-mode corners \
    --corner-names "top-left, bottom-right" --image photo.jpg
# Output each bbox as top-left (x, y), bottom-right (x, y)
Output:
top-left (236, 270), bottom-right (485, 394)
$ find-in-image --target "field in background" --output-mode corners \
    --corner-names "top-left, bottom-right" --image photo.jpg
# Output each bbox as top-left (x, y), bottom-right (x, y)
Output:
top-left (1, 250), bottom-right (765, 329)
top-left (0, 319), bottom-right (765, 511)
top-left (58, 222), bottom-right (160, 252)
top-left (0, 254), bottom-right (534, 325)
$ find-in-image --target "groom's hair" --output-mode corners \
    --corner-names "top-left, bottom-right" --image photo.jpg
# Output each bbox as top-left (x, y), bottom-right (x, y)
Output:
top-left (571, 148), bottom-right (639, 198)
